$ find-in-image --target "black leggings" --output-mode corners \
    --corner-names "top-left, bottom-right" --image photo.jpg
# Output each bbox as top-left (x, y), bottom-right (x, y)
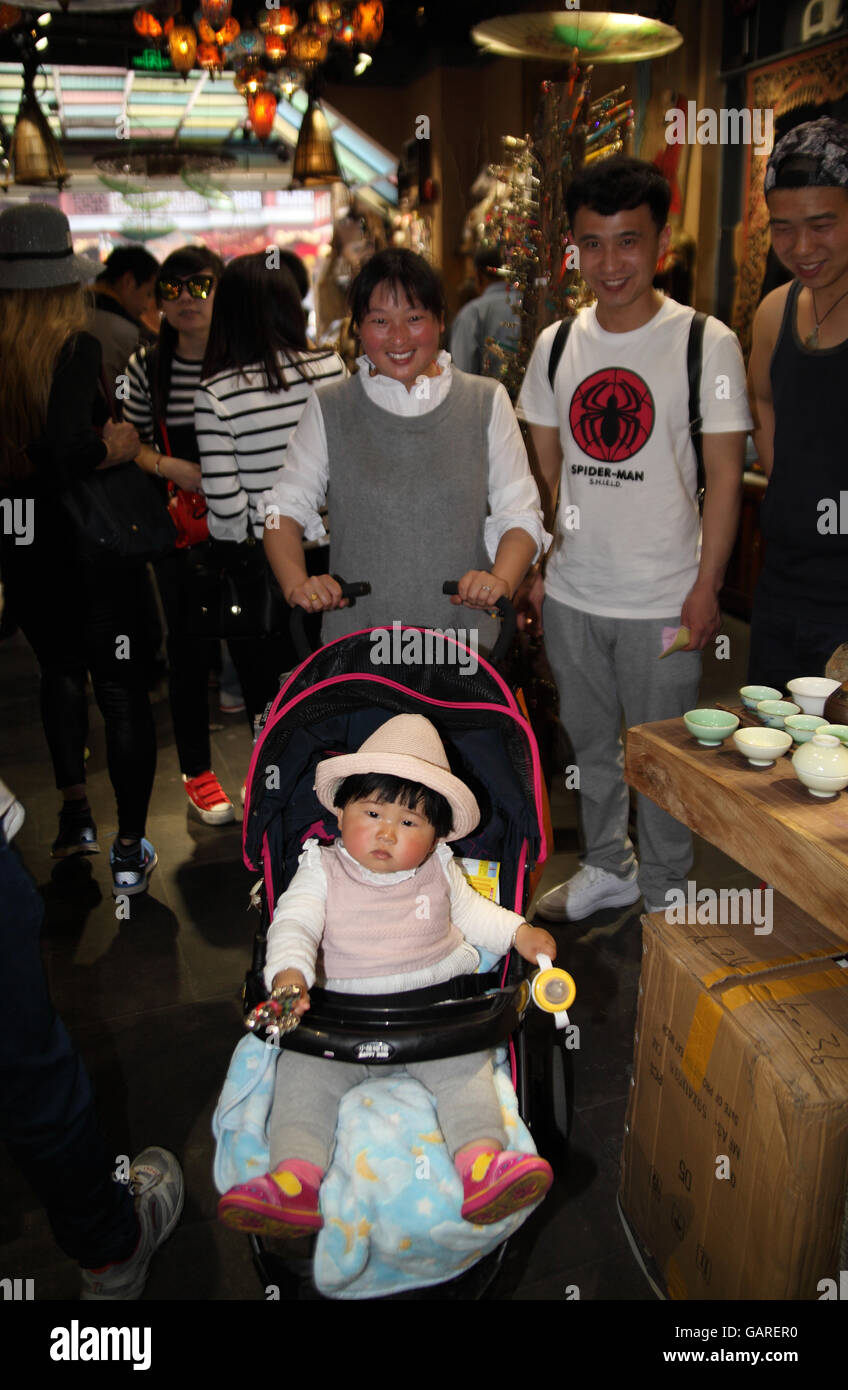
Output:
top-left (154, 546), bottom-right (296, 778)
top-left (1, 521), bottom-right (156, 840)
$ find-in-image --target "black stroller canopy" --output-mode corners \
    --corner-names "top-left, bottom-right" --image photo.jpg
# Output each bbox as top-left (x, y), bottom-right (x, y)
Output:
top-left (244, 634), bottom-right (543, 914)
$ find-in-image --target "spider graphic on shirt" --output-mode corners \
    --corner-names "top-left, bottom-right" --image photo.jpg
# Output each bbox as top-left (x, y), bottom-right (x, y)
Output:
top-left (569, 367), bottom-right (655, 463)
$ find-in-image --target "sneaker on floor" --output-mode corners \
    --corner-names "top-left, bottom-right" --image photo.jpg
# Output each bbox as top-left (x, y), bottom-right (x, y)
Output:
top-left (183, 771), bottom-right (235, 825)
top-left (534, 863), bottom-right (641, 922)
top-left (459, 1149), bottom-right (553, 1225)
top-left (110, 837), bottom-right (158, 898)
top-left (217, 1160), bottom-right (323, 1238)
top-left (219, 689), bottom-right (245, 715)
top-left (80, 1146), bottom-right (184, 1300)
top-left (51, 802), bottom-right (99, 859)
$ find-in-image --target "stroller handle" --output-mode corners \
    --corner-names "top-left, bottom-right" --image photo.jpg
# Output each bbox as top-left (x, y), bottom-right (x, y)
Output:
top-left (289, 580), bottom-right (517, 667)
top-left (289, 577), bottom-right (371, 662)
top-left (442, 581), bottom-right (516, 668)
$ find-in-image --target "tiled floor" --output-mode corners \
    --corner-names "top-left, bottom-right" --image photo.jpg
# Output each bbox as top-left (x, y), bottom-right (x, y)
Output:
top-left (0, 615), bottom-right (757, 1301)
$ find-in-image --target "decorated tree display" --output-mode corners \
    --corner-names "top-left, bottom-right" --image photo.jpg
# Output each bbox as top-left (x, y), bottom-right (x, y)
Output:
top-left (479, 56), bottom-right (634, 399)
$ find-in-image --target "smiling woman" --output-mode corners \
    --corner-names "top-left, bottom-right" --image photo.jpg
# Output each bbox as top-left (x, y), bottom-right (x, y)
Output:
top-left (262, 247), bottom-right (549, 653)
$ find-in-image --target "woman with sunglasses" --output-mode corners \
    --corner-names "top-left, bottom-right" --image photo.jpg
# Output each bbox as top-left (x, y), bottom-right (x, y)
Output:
top-left (0, 204), bottom-right (159, 894)
top-left (123, 245), bottom-right (240, 827)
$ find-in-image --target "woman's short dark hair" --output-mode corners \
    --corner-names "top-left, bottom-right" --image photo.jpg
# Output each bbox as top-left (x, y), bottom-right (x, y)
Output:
top-left (201, 252), bottom-right (328, 389)
top-left (566, 155), bottom-right (671, 234)
top-left (348, 248), bottom-right (445, 328)
top-left (155, 244), bottom-right (224, 411)
top-left (333, 772), bottom-right (452, 839)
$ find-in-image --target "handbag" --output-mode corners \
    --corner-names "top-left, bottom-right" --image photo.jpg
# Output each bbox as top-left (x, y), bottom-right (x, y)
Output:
top-left (60, 362), bottom-right (177, 563)
top-left (158, 417), bottom-right (209, 549)
top-left (183, 537), bottom-right (288, 639)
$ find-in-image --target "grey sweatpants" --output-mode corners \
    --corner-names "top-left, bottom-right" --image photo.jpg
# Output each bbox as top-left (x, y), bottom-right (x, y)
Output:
top-left (543, 596), bottom-right (701, 906)
top-left (269, 1047), bottom-right (507, 1170)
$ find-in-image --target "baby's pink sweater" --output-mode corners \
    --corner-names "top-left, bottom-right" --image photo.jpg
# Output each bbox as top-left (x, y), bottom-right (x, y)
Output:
top-left (321, 843), bottom-right (462, 979)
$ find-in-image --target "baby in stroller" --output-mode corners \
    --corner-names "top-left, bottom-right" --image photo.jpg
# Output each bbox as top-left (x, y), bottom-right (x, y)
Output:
top-left (217, 713), bottom-right (556, 1238)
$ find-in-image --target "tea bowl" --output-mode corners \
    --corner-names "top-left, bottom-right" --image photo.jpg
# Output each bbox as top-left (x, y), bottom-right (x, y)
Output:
top-left (785, 677), bottom-right (842, 717)
top-left (732, 726), bottom-right (792, 766)
top-left (683, 709), bottom-right (739, 746)
top-left (756, 700), bottom-right (800, 729)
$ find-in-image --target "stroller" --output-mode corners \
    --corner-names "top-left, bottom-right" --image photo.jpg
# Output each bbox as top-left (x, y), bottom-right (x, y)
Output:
top-left (219, 585), bottom-right (575, 1299)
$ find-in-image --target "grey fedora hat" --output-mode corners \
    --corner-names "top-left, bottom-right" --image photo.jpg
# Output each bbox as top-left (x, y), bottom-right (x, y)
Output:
top-left (0, 203), bottom-right (99, 290)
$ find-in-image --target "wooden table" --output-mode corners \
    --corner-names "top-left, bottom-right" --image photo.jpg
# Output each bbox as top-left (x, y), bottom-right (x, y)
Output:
top-left (625, 718), bottom-right (848, 945)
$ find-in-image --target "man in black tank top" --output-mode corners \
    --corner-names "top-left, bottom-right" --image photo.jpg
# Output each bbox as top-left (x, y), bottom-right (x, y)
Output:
top-left (748, 118), bottom-right (848, 689)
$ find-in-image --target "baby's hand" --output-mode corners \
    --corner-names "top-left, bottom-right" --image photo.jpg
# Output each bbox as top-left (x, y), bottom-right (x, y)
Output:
top-left (271, 969), bottom-right (311, 1017)
top-left (514, 923), bottom-right (556, 965)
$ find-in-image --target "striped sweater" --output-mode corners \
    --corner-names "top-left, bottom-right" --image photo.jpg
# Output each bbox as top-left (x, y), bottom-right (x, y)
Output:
top-left (195, 350), bottom-right (345, 541)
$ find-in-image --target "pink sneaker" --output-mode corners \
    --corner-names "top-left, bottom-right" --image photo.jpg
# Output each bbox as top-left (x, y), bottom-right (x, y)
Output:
top-left (217, 1159), bottom-right (323, 1237)
top-left (458, 1148), bottom-right (553, 1225)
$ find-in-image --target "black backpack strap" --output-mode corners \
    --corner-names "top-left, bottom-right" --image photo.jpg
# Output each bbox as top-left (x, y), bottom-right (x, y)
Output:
top-left (547, 316), bottom-right (574, 390)
top-left (687, 311), bottom-right (706, 504)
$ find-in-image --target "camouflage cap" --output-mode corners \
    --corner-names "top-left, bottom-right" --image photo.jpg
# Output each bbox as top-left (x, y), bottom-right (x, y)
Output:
top-left (765, 117), bottom-right (848, 194)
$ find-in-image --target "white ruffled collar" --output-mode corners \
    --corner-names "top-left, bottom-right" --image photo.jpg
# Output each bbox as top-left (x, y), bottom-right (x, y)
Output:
top-left (301, 836), bottom-right (453, 886)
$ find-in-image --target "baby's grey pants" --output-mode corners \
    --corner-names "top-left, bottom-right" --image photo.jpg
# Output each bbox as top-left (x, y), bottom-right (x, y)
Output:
top-left (269, 1047), bottom-right (507, 1170)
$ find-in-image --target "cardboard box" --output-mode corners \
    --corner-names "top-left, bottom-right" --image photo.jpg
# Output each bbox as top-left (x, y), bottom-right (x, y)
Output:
top-left (619, 895), bottom-right (848, 1300)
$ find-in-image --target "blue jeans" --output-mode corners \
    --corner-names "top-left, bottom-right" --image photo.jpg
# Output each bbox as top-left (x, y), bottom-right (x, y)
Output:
top-left (0, 835), bottom-right (137, 1267)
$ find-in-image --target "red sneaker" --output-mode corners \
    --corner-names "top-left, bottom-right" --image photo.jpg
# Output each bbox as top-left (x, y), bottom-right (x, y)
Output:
top-left (182, 772), bottom-right (235, 825)
top-left (458, 1148), bottom-right (553, 1225)
top-left (217, 1160), bottom-right (323, 1237)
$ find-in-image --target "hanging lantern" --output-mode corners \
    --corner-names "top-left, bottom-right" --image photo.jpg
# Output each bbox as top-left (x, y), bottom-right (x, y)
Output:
top-left (11, 78), bottom-right (67, 189)
top-left (261, 7), bottom-right (299, 38)
top-left (196, 41), bottom-right (223, 71)
top-left (215, 15), bottom-right (239, 45)
top-left (200, 0), bottom-right (230, 25)
top-left (248, 88), bottom-right (278, 143)
top-left (195, 16), bottom-right (215, 42)
top-left (234, 60), bottom-right (268, 96)
top-left (352, 1), bottom-right (384, 46)
top-left (291, 91), bottom-right (341, 187)
top-left (133, 8), bottom-right (162, 39)
top-left (237, 25), bottom-right (263, 56)
top-left (169, 22), bottom-right (197, 77)
top-left (0, 5), bottom-right (22, 31)
top-left (263, 31), bottom-right (287, 63)
top-left (289, 23), bottom-right (328, 69)
top-left (311, 2), bottom-right (341, 26)
top-left (335, 17), bottom-right (356, 45)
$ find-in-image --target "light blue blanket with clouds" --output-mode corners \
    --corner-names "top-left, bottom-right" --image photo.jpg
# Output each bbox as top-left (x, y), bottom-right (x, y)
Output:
top-left (213, 1032), bottom-right (541, 1298)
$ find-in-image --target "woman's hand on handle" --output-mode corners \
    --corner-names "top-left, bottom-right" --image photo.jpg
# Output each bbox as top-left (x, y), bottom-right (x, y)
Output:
top-left (452, 569), bottom-right (510, 611)
top-left (286, 573), bottom-right (349, 614)
top-left (166, 457), bottom-right (203, 492)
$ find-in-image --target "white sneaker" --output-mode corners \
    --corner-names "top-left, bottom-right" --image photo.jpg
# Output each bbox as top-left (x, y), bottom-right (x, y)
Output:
top-left (80, 1147), bottom-right (184, 1300)
top-left (534, 864), bottom-right (641, 922)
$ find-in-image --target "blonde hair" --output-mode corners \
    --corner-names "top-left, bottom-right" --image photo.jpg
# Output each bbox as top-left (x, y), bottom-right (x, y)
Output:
top-left (0, 283), bottom-right (90, 481)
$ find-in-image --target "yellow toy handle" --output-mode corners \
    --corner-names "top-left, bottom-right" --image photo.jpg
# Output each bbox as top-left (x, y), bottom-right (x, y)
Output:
top-left (532, 953), bottom-right (577, 1028)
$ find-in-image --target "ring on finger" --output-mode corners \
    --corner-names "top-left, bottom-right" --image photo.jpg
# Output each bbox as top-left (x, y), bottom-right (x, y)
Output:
top-left (309, 592), bottom-right (319, 601)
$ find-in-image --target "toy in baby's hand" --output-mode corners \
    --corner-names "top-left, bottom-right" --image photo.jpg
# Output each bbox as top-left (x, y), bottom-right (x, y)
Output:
top-left (245, 984), bottom-right (303, 1040)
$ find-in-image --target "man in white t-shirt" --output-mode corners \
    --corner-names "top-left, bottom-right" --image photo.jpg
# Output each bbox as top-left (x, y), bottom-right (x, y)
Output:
top-left (517, 157), bottom-right (752, 919)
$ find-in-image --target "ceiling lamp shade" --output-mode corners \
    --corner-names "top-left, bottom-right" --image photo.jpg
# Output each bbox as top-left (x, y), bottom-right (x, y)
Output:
top-left (196, 40), bottom-right (223, 70)
top-left (291, 92), bottom-right (341, 187)
top-left (289, 23), bottom-right (328, 69)
top-left (261, 7), bottom-right (299, 38)
top-left (263, 31), bottom-right (287, 63)
top-left (352, 1), bottom-right (384, 46)
top-left (200, 0), bottom-right (230, 24)
top-left (312, 1), bottom-right (342, 26)
top-left (133, 7), bottom-right (162, 38)
top-left (234, 60), bottom-right (267, 95)
top-left (169, 22), bottom-right (197, 76)
top-left (11, 80), bottom-right (67, 188)
top-left (248, 88), bottom-right (277, 142)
